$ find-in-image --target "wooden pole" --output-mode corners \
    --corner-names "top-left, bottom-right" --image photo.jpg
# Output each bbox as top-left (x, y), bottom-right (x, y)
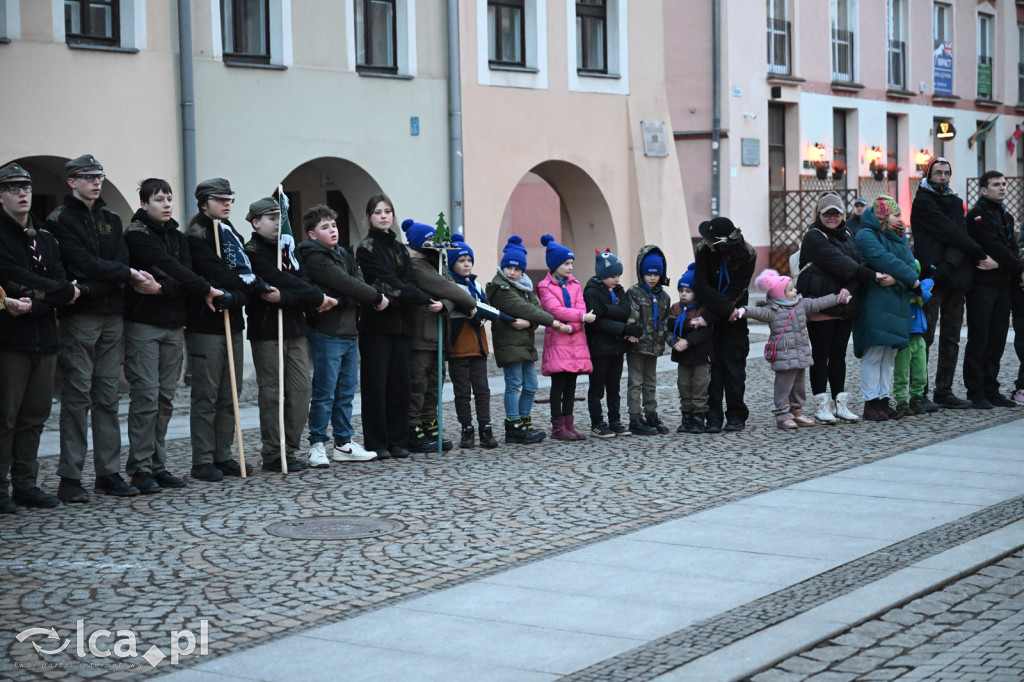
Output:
top-left (213, 219), bottom-right (247, 478)
top-left (276, 185), bottom-right (288, 474)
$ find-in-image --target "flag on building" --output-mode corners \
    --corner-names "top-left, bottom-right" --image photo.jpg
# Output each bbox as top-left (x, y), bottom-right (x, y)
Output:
top-left (969, 118), bottom-right (997, 149)
top-left (278, 192), bottom-right (300, 271)
top-left (1007, 121), bottom-right (1024, 155)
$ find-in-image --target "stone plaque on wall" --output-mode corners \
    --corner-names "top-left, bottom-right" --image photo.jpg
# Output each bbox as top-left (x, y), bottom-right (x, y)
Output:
top-left (741, 138), bottom-right (760, 166)
top-left (641, 121), bottom-right (669, 157)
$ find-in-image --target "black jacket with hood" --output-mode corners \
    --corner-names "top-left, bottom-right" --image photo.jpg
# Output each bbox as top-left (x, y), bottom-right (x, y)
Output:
top-left (297, 239), bottom-right (383, 339)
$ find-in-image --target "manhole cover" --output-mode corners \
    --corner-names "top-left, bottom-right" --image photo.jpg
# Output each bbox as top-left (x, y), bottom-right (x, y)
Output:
top-left (265, 516), bottom-right (404, 540)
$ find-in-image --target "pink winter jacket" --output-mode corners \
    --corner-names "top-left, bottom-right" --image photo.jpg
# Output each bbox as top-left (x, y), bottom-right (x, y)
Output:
top-left (537, 272), bottom-right (593, 376)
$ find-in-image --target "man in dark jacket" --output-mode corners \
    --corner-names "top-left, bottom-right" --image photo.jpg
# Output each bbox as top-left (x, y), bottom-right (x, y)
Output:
top-left (244, 198), bottom-right (333, 472)
top-left (963, 171), bottom-right (1024, 408)
top-left (910, 157), bottom-right (996, 408)
top-left (692, 217), bottom-right (757, 432)
top-left (0, 163), bottom-right (79, 512)
top-left (48, 154), bottom-right (161, 502)
top-left (124, 178), bottom-right (223, 493)
top-left (185, 178), bottom-right (273, 482)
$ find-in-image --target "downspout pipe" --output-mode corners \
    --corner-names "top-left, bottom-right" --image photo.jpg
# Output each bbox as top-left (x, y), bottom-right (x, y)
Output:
top-left (178, 0), bottom-right (197, 203)
top-left (710, 0), bottom-right (721, 218)
top-left (447, 0), bottom-right (464, 233)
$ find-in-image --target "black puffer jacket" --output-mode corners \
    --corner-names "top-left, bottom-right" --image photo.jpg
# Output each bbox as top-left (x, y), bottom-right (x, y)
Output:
top-left (0, 211), bottom-right (77, 352)
top-left (356, 228), bottom-right (431, 336)
top-left (796, 219), bottom-right (875, 319)
top-left (46, 194), bottom-right (130, 317)
top-left (583, 277), bottom-right (634, 357)
top-left (911, 184), bottom-right (985, 292)
top-left (244, 232), bottom-right (325, 341)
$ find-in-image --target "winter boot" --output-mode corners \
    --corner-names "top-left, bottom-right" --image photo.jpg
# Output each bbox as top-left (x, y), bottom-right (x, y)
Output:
top-left (630, 414), bottom-right (657, 436)
top-left (428, 419), bottom-right (454, 451)
top-left (833, 392), bottom-right (859, 421)
top-left (410, 423), bottom-right (433, 452)
top-left (519, 416), bottom-right (547, 443)
top-left (551, 416), bottom-right (576, 441)
top-left (646, 412), bottom-right (670, 434)
top-left (862, 398), bottom-right (888, 422)
top-left (504, 417), bottom-right (528, 444)
top-left (565, 415), bottom-right (587, 439)
top-left (676, 410), bottom-right (692, 434)
top-left (479, 423), bottom-right (499, 448)
top-left (688, 412), bottom-right (706, 434)
top-left (812, 393), bottom-right (837, 424)
top-left (460, 424), bottom-right (475, 449)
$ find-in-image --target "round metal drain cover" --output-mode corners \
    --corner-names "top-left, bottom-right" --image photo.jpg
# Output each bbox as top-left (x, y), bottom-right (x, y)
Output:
top-left (265, 516), bottom-right (404, 540)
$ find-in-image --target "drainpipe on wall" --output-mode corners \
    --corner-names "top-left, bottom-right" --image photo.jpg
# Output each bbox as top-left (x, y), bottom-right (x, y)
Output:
top-left (178, 0), bottom-right (197, 202)
top-left (710, 0), bottom-right (721, 218)
top-left (447, 0), bottom-right (464, 234)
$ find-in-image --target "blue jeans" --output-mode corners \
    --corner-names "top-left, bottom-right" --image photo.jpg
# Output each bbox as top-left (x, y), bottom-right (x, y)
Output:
top-left (307, 331), bottom-right (359, 445)
top-left (502, 361), bottom-right (538, 420)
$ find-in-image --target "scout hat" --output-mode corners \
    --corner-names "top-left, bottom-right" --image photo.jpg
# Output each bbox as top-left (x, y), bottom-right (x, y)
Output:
top-left (65, 154), bottom-right (104, 177)
top-left (195, 178), bottom-right (235, 201)
top-left (0, 163), bottom-right (31, 184)
top-left (246, 197), bottom-right (281, 222)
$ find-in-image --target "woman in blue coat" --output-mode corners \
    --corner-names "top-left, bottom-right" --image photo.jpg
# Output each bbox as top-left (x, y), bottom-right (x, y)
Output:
top-left (853, 196), bottom-right (921, 421)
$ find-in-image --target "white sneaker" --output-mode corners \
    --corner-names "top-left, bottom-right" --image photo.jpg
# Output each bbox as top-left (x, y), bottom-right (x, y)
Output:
top-left (308, 442), bottom-right (330, 468)
top-left (333, 441), bottom-right (377, 462)
top-left (812, 393), bottom-right (837, 424)
top-left (834, 392), bottom-right (860, 421)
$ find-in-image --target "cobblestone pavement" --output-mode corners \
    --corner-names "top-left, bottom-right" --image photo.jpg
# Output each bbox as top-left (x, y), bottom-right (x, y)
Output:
top-left (3, 341), bottom-right (1022, 681)
top-left (748, 549), bottom-right (1024, 682)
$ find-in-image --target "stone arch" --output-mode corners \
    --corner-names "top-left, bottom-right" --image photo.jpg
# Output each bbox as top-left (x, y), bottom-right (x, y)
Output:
top-left (6, 155), bottom-right (133, 223)
top-left (278, 157), bottom-right (384, 250)
top-left (498, 161), bottom-right (617, 282)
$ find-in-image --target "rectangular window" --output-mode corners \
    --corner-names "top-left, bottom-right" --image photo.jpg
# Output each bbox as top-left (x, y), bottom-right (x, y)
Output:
top-left (831, 0), bottom-right (854, 81)
top-left (887, 0), bottom-right (905, 89)
top-left (976, 120), bottom-right (988, 176)
top-left (222, 0), bottom-right (269, 63)
top-left (887, 113), bottom-right (900, 201)
top-left (356, 0), bottom-right (397, 72)
top-left (768, 103), bottom-right (786, 191)
top-left (767, 0), bottom-right (790, 76)
top-left (64, 0), bottom-right (118, 45)
top-left (833, 109), bottom-right (848, 190)
top-left (934, 3), bottom-right (949, 44)
top-left (1018, 25), bottom-right (1024, 104)
top-left (576, 0), bottom-right (606, 74)
top-left (489, 0), bottom-right (525, 66)
top-left (977, 14), bottom-right (993, 99)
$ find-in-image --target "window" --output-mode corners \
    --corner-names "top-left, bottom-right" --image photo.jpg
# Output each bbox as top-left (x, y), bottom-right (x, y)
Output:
top-left (356, 0), bottom-right (397, 72)
top-left (767, 0), bottom-right (791, 76)
top-left (576, 0), bottom-right (606, 74)
top-left (221, 0), bottom-right (269, 63)
top-left (887, 0), bottom-right (905, 89)
top-left (933, 3), bottom-right (953, 96)
top-left (1, 0), bottom-right (21, 41)
top-left (1018, 25), bottom-right (1024, 103)
top-left (977, 14), bottom-right (994, 99)
top-left (833, 109), bottom-right (848, 190)
top-left (831, 0), bottom-right (854, 82)
top-left (976, 120), bottom-right (988, 176)
top-left (768, 103), bottom-right (786, 191)
top-left (489, 0), bottom-right (525, 66)
top-left (887, 113), bottom-right (900, 200)
top-left (65, 0), bottom-right (118, 45)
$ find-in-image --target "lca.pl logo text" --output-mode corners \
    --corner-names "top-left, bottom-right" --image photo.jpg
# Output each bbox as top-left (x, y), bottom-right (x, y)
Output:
top-left (17, 620), bottom-right (210, 668)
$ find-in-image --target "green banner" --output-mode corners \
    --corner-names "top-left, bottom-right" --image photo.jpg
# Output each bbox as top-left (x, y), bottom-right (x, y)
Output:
top-left (978, 62), bottom-right (992, 99)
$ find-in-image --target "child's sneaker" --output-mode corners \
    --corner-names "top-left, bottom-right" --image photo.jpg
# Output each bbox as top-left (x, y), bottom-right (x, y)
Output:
top-left (591, 422), bottom-right (616, 438)
top-left (333, 441), bottom-right (377, 462)
top-left (308, 442), bottom-right (330, 468)
top-left (608, 421), bottom-right (631, 436)
top-left (459, 425), bottom-right (475, 449)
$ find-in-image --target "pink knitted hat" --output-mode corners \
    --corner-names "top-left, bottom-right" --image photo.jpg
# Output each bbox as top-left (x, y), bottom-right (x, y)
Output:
top-left (755, 268), bottom-right (790, 299)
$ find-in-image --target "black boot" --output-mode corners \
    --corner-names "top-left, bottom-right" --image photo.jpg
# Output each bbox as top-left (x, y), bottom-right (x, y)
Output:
top-left (688, 412), bottom-right (706, 434)
top-left (646, 412), bottom-right (669, 435)
top-left (677, 411), bottom-right (692, 434)
top-left (412, 422), bottom-right (436, 452)
top-left (519, 416), bottom-right (547, 443)
top-left (479, 423), bottom-right (499, 448)
top-left (429, 419), bottom-right (454, 452)
top-left (630, 415), bottom-right (657, 436)
top-left (504, 417), bottom-right (528, 444)
top-left (460, 424), bottom-right (475, 449)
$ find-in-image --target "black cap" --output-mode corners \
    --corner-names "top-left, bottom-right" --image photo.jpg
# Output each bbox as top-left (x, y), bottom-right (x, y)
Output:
top-left (0, 163), bottom-right (31, 184)
top-left (65, 154), bottom-right (104, 177)
top-left (698, 217), bottom-right (743, 246)
top-left (195, 177), bottom-right (234, 201)
top-left (246, 197), bottom-right (281, 222)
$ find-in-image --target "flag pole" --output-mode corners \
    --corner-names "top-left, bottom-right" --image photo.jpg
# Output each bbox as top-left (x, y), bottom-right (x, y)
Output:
top-left (276, 186), bottom-right (288, 474)
top-left (434, 213), bottom-right (451, 454)
top-left (213, 219), bottom-right (247, 478)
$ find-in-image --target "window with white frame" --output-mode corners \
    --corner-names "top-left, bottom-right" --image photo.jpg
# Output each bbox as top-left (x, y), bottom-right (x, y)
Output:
top-left (934, 3), bottom-right (949, 45)
top-left (977, 13), bottom-right (994, 99)
top-left (65, 0), bottom-right (119, 45)
top-left (887, 0), bottom-right (905, 89)
top-left (567, 0), bottom-right (625, 93)
top-left (831, 0), bottom-right (854, 82)
top-left (576, 0), bottom-right (605, 74)
top-left (356, 0), bottom-right (397, 72)
top-left (213, 0), bottom-right (291, 67)
top-left (1, 0), bottom-right (21, 41)
top-left (477, 0), bottom-right (546, 89)
top-left (767, 0), bottom-right (791, 76)
top-left (55, 0), bottom-right (145, 49)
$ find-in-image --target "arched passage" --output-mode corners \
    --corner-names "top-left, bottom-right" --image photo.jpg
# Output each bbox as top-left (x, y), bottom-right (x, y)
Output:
top-left (498, 161), bottom-right (617, 282)
top-left (6, 155), bottom-right (133, 223)
top-left (278, 157), bottom-right (384, 250)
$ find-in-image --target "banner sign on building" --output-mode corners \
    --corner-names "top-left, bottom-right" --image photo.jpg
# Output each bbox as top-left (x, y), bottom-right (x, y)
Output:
top-left (933, 41), bottom-right (953, 95)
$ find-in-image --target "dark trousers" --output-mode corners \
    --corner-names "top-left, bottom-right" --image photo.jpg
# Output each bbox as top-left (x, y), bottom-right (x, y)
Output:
top-left (549, 372), bottom-right (578, 419)
top-left (807, 318), bottom-right (853, 397)
top-left (450, 355), bottom-right (491, 426)
top-left (1012, 286), bottom-right (1024, 391)
top-left (588, 354), bottom-right (624, 425)
top-left (707, 330), bottom-right (749, 426)
top-left (186, 331), bottom-right (244, 466)
top-left (923, 289), bottom-right (965, 397)
top-left (0, 351), bottom-right (56, 493)
top-left (359, 332), bottom-right (411, 451)
top-left (963, 285), bottom-right (1011, 401)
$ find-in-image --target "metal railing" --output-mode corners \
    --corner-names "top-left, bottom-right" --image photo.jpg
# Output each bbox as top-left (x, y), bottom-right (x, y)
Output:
top-left (832, 28), bottom-right (854, 82)
top-left (767, 18), bottom-right (791, 76)
top-left (887, 39), bottom-right (906, 89)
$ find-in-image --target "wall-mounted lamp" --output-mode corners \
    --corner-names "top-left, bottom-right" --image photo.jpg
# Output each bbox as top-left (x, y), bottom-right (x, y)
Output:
top-left (915, 149), bottom-right (932, 172)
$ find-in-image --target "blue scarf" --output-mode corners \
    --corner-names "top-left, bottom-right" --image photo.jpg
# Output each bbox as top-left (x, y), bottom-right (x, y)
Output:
top-left (716, 263), bottom-right (730, 293)
top-left (554, 275), bottom-right (572, 308)
top-left (672, 302), bottom-right (698, 343)
top-left (451, 271), bottom-right (488, 304)
top-left (642, 281), bottom-right (661, 326)
top-left (594, 277), bottom-right (618, 304)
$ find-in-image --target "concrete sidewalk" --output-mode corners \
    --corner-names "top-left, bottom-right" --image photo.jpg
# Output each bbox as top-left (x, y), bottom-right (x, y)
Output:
top-left (157, 418), bottom-right (1024, 682)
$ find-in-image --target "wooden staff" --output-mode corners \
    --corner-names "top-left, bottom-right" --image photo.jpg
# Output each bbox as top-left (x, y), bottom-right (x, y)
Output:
top-left (276, 185), bottom-right (288, 474)
top-left (212, 219), bottom-right (248, 478)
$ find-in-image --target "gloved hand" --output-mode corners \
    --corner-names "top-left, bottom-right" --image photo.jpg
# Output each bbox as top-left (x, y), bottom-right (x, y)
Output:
top-left (624, 323), bottom-right (643, 337)
top-left (919, 278), bottom-right (934, 302)
top-left (212, 290), bottom-right (235, 311)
